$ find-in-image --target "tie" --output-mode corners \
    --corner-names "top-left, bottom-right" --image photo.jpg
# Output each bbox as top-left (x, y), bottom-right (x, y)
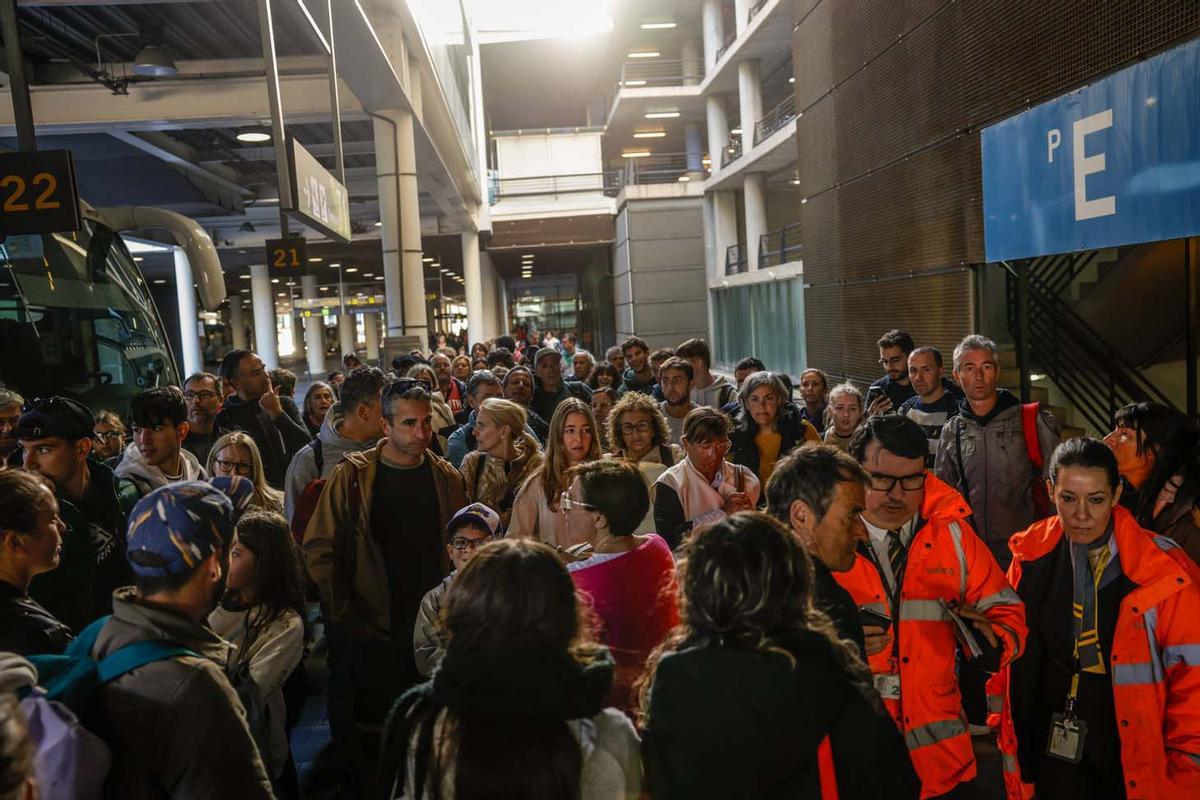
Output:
top-left (887, 528), bottom-right (905, 584)
top-left (1073, 541), bottom-right (1112, 675)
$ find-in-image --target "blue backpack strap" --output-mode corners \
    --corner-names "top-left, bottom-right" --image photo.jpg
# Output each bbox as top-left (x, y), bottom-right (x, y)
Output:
top-left (64, 615), bottom-right (112, 659)
top-left (96, 641), bottom-right (199, 684)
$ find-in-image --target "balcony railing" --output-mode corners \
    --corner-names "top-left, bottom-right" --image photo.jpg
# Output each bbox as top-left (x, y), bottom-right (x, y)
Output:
top-left (725, 242), bottom-right (748, 275)
top-left (748, 0), bottom-right (771, 22)
top-left (489, 171), bottom-right (622, 204)
top-left (758, 222), bottom-right (803, 268)
top-left (623, 152), bottom-right (706, 185)
top-left (720, 134), bottom-right (743, 168)
top-left (714, 33), bottom-right (736, 64)
top-left (618, 58), bottom-right (704, 89)
top-left (753, 94), bottom-right (797, 146)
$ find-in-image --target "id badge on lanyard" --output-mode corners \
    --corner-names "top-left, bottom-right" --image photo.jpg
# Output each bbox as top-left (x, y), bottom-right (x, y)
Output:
top-left (1046, 672), bottom-right (1088, 763)
top-left (873, 669), bottom-right (901, 701)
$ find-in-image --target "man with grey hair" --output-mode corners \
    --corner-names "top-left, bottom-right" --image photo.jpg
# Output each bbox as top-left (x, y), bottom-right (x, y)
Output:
top-left (570, 349), bottom-right (596, 383)
top-left (0, 388), bottom-right (23, 463)
top-left (934, 334), bottom-right (1060, 569)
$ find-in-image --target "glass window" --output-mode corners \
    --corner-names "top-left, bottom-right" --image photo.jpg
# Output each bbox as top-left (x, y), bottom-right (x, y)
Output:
top-left (711, 278), bottom-right (807, 377)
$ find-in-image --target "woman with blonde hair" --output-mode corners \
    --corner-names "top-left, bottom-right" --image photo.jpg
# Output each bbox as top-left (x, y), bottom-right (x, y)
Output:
top-left (460, 398), bottom-right (544, 529)
top-left (604, 392), bottom-right (683, 534)
top-left (406, 363), bottom-right (457, 454)
top-left (509, 398), bottom-right (600, 546)
top-left (206, 431), bottom-right (285, 514)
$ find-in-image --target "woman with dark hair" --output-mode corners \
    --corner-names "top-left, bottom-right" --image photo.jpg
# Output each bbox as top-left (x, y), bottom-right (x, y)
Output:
top-left (798, 368), bottom-right (830, 432)
top-left (562, 460), bottom-right (679, 714)
top-left (1104, 401), bottom-right (1200, 565)
top-left (998, 437), bottom-right (1200, 799)
top-left (302, 382), bottom-right (336, 436)
top-left (379, 538), bottom-right (642, 800)
top-left (209, 510), bottom-right (306, 797)
top-left (588, 362), bottom-right (620, 391)
top-left (638, 512), bottom-right (917, 799)
top-left (729, 371), bottom-right (820, 486)
top-left (509, 398), bottom-right (601, 546)
top-left (470, 342), bottom-right (490, 363)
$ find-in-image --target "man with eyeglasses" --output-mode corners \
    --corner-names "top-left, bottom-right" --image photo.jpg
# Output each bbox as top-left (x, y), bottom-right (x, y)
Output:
top-left (835, 414), bottom-right (1026, 799)
top-left (302, 378), bottom-right (467, 796)
top-left (0, 388), bottom-right (23, 464)
top-left (17, 395), bottom-right (132, 626)
top-left (413, 503), bottom-right (501, 676)
top-left (866, 329), bottom-right (917, 416)
top-left (181, 372), bottom-right (223, 466)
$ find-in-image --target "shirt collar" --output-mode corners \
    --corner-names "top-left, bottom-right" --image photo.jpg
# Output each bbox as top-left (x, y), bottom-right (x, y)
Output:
top-left (862, 514), bottom-right (917, 546)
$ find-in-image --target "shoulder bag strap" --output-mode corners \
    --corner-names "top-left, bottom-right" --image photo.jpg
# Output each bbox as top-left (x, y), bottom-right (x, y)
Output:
top-left (310, 437), bottom-right (324, 474)
top-left (97, 641), bottom-right (200, 683)
top-left (1021, 402), bottom-right (1043, 469)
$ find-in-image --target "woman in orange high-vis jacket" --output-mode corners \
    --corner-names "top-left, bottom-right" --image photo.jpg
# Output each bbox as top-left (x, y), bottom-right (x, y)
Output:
top-left (995, 437), bottom-right (1200, 800)
top-left (835, 464), bottom-right (1027, 797)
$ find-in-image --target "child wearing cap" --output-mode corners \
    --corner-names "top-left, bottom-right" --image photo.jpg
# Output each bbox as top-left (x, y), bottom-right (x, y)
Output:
top-left (413, 503), bottom-right (502, 676)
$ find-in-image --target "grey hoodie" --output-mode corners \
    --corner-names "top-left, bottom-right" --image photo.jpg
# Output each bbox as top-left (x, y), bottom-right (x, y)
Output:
top-left (691, 374), bottom-right (737, 410)
top-left (114, 442), bottom-right (206, 497)
top-left (283, 403), bottom-right (380, 524)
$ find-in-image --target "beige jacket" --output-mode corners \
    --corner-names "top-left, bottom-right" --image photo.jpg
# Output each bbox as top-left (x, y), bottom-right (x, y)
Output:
top-left (302, 440), bottom-right (467, 641)
top-left (508, 471), bottom-right (570, 547)
top-left (460, 436), bottom-right (544, 530)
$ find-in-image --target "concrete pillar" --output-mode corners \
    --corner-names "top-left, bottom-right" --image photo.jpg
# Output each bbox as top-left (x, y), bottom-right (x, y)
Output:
top-left (250, 263), bottom-right (278, 369)
top-left (734, 0), bottom-right (751, 34)
top-left (229, 299), bottom-right (248, 350)
top-left (744, 172), bottom-right (768, 270)
top-left (462, 230), bottom-right (485, 347)
top-left (713, 190), bottom-right (739, 273)
top-left (373, 110), bottom-right (427, 339)
top-left (364, 312), bottom-right (380, 361)
top-left (173, 247), bottom-right (202, 378)
top-left (338, 311), bottom-right (356, 358)
top-left (408, 57), bottom-right (423, 117)
top-left (737, 59), bottom-right (762, 153)
top-left (705, 95), bottom-right (729, 172)
top-left (685, 123), bottom-right (705, 176)
top-left (681, 37), bottom-right (701, 86)
top-left (702, 0), bottom-right (724, 72)
top-left (301, 275), bottom-right (324, 378)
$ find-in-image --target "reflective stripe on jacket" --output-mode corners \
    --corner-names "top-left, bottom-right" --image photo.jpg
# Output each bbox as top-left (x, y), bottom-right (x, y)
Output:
top-left (994, 506), bottom-right (1200, 799)
top-left (835, 474), bottom-right (1027, 799)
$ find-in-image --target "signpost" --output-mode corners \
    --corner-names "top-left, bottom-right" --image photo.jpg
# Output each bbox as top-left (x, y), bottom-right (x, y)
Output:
top-left (982, 37), bottom-right (1200, 262)
top-left (294, 293), bottom-right (385, 317)
top-left (265, 236), bottom-right (308, 274)
top-left (0, 150), bottom-right (81, 236)
top-left (289, 139), bottom-right (352, 243)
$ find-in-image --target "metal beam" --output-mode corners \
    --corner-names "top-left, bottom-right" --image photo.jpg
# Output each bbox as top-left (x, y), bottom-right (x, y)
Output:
top-left (198, 139), bottom-right (375, 165)
top-left (1, 0), bottom-right (35, 150)
top-left (0, 74), bottom-right (364, 134)
top-left (108, 130), bottom-right (254, 198)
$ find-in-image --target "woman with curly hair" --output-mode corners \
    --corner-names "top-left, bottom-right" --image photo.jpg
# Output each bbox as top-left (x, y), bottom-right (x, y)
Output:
top-left (587, 362), bottom-right (619, 391)
top-left (638, 512), bottom-right (918, 800)
top-left (508, 398), bottom-right (600, 546)
top-left (379, 538), bottom-right (641, 799)
top-left (604, 392), bottom-right (683, 534)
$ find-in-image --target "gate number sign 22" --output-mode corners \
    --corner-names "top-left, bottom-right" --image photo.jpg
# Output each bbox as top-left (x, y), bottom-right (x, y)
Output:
top-left (0, 150), bottom-right (82, 236)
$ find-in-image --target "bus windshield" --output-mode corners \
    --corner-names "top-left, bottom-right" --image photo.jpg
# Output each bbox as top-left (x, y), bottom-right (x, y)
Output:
top-left (0, 221), bottom-right (179, 415)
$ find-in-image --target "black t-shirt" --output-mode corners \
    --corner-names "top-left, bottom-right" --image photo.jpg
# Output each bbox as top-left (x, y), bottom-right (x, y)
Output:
top-left (73, 465), bottom-right (131, 614)
top-left (370, 455), bottom-right (444, 638)
top-left (183, 429), bottom-right (218, 467)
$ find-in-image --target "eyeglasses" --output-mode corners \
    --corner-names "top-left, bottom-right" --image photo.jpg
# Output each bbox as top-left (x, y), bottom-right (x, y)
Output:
top-left (184, 390), bottom-right (218, 401)
top-left (95, 431), bottom-right (124, 441)
top-left (215, 459), bottom-right (254, 475)
top-left (559, 491), bottom-right (596, 512)
top-left (689, 438), bottom-right (731, 455)
top-left (449, 535), bottom-right (494, 551)
top-left (383, 377), bottom-right (424, 398)
top-left (868, 472), bottom-right (926, 492)
top-left (619, 421), bottom-right (653, 435)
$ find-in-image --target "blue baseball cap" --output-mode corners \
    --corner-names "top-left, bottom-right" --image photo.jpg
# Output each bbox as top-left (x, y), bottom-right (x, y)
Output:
top-left (207, 475), bottom-right (256, 520)
top-left (126, 482), bottom-right (235, 578)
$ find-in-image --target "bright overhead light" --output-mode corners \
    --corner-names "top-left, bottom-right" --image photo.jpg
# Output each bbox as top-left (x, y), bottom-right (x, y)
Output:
top-left (308, 257), bottom-right (322, 263)
top-left (276, 292), bottom-right (286, 297)
top-left (622, 150), bottom-right (652, 158)
top-left (239, 274), bottom-right (251, 280)
top-left (319, 286), bottom-right (330, 291)
top-left (678, 175), bottom-right (690, 182)
top-left (374, 221), bottom-right (382, 227)
top-left (271, 278), bottom-right (280, 284)
top-left (240, 288), bottom-right (249, 293)
top-left (730, 128), bottom-right (742, 135)
top-left (641, 21), bottom-right (676, 29)
top-left (133, 256), bottom-right (144, 262)
top-left (132, 44), bottom-right (178, 77)
top-left (236, 129), bottom-right (271, 143)
top-left (363, 273), bottom-right (374, 277)
top-left (789, 76), bottom-right (796, 84)
top-left (628, 51), bottom-right (660, 59)
top-left (645, 110), bottom-right (679, 119)
top-left (622, 80), bottom-right (647, 87)
top-left (152, 279), bottom-right (166, 285)
top-left (422, 257), bottom-right (434, 263)
top-left (634, 130), bottom-right (666, 138)
top-left (329, 262), bottom-right (341, 268)
top-left (345, 267), bottom-right (358, 273)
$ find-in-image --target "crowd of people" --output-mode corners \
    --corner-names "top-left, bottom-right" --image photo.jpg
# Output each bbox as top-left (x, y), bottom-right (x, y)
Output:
top-left (0, 325), bottom-right (1199, 800)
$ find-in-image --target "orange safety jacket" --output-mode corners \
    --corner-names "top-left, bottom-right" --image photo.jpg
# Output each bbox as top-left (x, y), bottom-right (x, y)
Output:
top-left (992, 506), bottom-right (1200, 800)
top-left (835, 474), bottom-right (1027, 799)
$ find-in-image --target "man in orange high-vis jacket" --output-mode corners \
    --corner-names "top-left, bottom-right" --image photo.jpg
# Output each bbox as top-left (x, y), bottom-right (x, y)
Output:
top-left (995, 437), bottom-right (1200, 800)
top-left (836, 415), bottom-right (1026, 798)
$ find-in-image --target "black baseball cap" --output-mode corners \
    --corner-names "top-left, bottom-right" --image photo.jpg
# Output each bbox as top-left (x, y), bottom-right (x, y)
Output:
top-left (17, 397), bottom-right (95, 441)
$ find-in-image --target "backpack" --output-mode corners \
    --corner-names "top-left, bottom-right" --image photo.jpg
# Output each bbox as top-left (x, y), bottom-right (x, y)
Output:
top-left (1021, 402), bottom-right (1053, 519)
top-left (21, 616), bottom-right (198, 800)
top-left (291, 438), bottom-right (326, 546)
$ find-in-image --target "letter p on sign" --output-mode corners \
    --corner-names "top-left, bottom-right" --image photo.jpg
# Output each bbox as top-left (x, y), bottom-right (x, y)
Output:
top-left (1073, 109), bottom-right (1116, 221)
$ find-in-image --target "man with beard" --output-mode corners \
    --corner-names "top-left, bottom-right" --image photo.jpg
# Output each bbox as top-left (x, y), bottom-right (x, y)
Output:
top-left (182, 372), bottom-right (223, 466)
top-left (657, 357), bottom-right (695, 446)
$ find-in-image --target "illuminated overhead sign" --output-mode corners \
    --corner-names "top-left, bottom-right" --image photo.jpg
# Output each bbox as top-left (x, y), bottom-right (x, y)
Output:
top-left (289, 138), bottom-right (352, 243)
top-left (0, 150), bottom-right (81, 236)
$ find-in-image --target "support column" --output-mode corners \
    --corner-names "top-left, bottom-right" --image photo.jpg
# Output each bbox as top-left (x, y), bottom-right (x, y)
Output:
top-left (229, 298), bottom-right (248, 350)
top-left (373, 110), bottom-right (426, 339)
top-left (744, 173), bottom-right (767, 270)
top-left (705, 96), bottom-right (729, 173)
top-left (737, 59), bottom-right (762, 153)
top-left (462, 230), bottom-right (485, 346)
top-left (685, 123), bottom-right (705, 178)
top-left (734, 0), bottom-right (751, 34)
top-left (250, 263), bottom-right (278, 368)
top-left (680, 37), bottom-right (701, 86)
top-left (364, 312), bottom-right (381, 361)
top-left (701, 0), bottom-right (724, 72)
top-left (338, 311), bottom-right (356, 358)
top-left (301, 275), bottom-right (325, 378)
top-left (290, 299), bottom-right (305, 361)
top-left (173, 247), bottom-right (202, 378)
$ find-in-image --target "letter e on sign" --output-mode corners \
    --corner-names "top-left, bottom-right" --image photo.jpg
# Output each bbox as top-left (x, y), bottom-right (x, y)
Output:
top-left (1073, 109), bottom-right (1116, 221)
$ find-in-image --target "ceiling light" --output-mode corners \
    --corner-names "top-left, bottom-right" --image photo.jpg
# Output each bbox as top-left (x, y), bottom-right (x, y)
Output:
top-left (240, 288), bottom-right (249, 293)
top-left (271, 278), bottom-right (279, 284)
top-left (308, 257), bottom-right (322, 263)
top-left (239, 274), bottom-right (251, 280)
top-left (236, 129), bottom-right (271, 144)
top-left (374, 221), bottom-right (382, 227)
top-left (329, 262), bottom-right (341, 268)
top-left (645, 110), bottom-right (679, 119)
top-left (634, 130), bottom-right (666, 138)
top-left (623, 80), bottom-right (647, 87)
top-left (678, 175), bottom-right (690, 182)
top-left (277, 292), bottom-right (286, 297)
top-left (800, 197), bottom-right (808, 203)
top-left (622, 150), bottom-right (652, 158)
top-left (731, 128), bottom-right (742, 135)
top-left (132, 44), bottom-right (178, 78)
top-left (319, 286), bottom-right (330, 291)
top-left (133, 256), bottom-right (144, 262)
top-left (641, 21), bottom-right (676, 29)
top-left (423, 257), bottom-right (434, 263)
top-left (628, 51), bottom-right (660, 59)
top-left (363, 273), bottom-right (374, 277)
top-left (789, 76), bottom-right (796, 84)
top-left (152, 278), bottom-right (166, 284)
top-left (345, 267), bottom-right (358, 273)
